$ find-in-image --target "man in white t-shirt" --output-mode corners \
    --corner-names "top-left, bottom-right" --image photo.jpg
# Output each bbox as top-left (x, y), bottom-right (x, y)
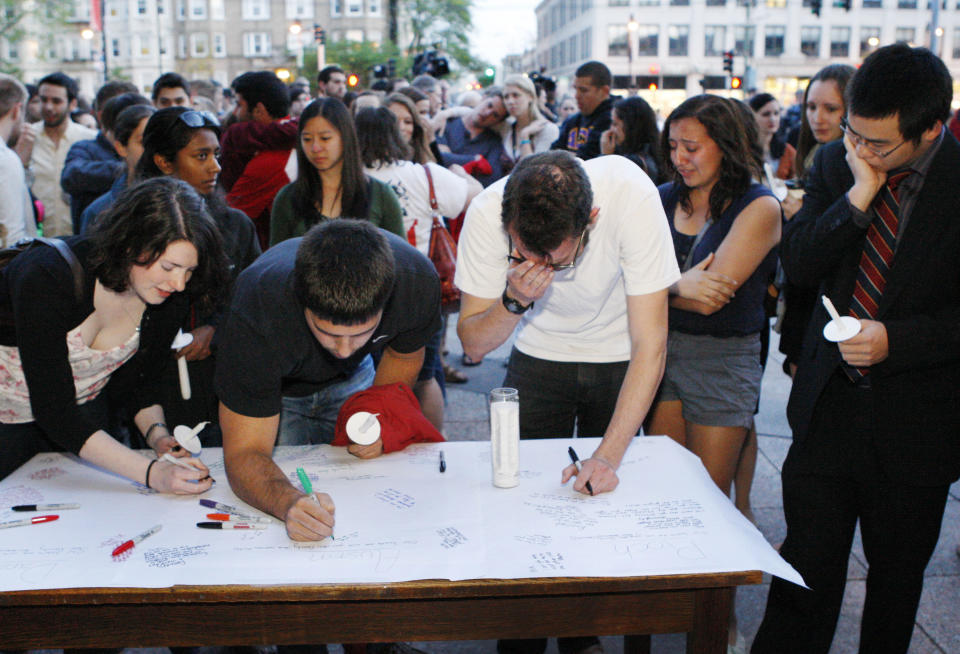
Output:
top-left (0, 74), bottom-right (36, 247)
top-left (457, 151), bottom-right (679, 492)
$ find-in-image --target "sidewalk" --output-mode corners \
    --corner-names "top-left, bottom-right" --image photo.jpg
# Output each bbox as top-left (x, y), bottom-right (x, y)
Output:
top-left (437, 321), bottom-right (960, 654)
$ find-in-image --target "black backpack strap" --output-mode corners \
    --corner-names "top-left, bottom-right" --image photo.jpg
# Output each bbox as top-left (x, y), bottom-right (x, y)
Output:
top-left (38, 237), bottom-right (84, 304)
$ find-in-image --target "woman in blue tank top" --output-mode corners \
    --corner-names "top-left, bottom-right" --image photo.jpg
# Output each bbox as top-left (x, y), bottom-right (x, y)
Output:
top-left (647, 94), bottom-right (781, 502)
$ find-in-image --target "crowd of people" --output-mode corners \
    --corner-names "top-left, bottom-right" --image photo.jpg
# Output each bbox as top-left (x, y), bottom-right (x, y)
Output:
top-left (1, 43), bottom-right (959, 654)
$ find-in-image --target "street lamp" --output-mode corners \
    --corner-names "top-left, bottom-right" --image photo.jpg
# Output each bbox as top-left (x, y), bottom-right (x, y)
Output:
top-left (289, 21), bottom-right (304, 71)
top-left (627, 15), bottom-right (638, 91)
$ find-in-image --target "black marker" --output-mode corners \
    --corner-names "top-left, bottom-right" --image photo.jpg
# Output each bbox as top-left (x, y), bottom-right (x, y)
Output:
top-left (12, 503), bottom-right (79, 512)
top-left (439, 450), bottom-right (446, 473)
top-left (567, 446), bottom-right (594, 496)
top-left (196, 522), bottom-right (266, 530)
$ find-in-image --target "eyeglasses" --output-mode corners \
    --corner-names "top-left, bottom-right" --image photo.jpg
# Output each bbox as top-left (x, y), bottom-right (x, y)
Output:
top-left (178, 110), bottom-right (220, 129)
top-left (840, 117), bottom-right (906, 158)
top-left (507, 230), bottom-right (587, 271)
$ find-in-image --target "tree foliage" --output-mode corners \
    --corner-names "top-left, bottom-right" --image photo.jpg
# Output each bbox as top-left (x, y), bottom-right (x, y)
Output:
top-left (401, 0), bottom-right (490, 75)
top-left (300, 41), bottom-right (414, 87)
top-left (0, 0), bottom-right (75, 75)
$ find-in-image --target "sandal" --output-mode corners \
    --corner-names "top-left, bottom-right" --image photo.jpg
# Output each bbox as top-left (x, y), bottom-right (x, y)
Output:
top-left (443, 363), bottom-right (468, 384)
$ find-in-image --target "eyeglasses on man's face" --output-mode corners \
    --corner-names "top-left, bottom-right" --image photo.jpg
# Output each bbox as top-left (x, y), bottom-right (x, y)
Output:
top-left (840, 117), bottom-right (906, 159)
top-left (506, 229), bottom-right (587, 272)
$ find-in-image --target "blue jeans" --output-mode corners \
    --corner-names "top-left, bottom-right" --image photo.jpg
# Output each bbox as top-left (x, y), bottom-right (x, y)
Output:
top-left (277, 355), bottom-right (375, 445)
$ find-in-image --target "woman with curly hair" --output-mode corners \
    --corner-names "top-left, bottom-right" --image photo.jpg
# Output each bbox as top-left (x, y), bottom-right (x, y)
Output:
top-left (649, 94), bottom-right (781, 498)
top-left (0, 177), bottom-right (228, 489)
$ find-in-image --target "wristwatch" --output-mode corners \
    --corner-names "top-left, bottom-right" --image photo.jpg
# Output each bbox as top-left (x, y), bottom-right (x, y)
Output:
top-left (502, 289), bottom-right (533, 314)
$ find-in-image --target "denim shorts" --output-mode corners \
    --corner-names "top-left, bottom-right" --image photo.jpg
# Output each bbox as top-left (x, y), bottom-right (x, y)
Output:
top-left (657, 331), bottom-right (762, 429)
top-left (277, 355), bottom-right (376, 446)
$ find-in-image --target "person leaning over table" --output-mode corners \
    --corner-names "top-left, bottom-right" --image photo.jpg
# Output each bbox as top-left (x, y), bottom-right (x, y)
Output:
top-left (0, 177), bottom-right (228, 489)
top-left (216, 219), bottom-right (441, 541)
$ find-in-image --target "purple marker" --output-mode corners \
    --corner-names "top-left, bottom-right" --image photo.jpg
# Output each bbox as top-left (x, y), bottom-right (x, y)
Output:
top-left (198, 499), bottom-right (258, 519)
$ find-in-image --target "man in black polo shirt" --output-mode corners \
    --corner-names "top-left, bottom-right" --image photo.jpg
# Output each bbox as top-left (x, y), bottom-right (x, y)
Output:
top-left (216, 220), bottom-right (440, 541)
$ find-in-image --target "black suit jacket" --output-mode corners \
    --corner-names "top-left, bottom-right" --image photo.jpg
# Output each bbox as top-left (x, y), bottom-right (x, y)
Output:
top-left (783, 135), bottom-right (960, 486)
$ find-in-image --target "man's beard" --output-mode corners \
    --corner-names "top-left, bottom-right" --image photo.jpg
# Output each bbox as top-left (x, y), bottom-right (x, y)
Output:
top-left (43, 111), bottom-right (68, 128)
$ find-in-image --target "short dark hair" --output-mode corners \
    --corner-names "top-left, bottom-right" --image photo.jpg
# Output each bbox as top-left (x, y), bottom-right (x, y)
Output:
top-left (37, 72), bottom-right (79, 103)
top-left (152, 72), bottom-right (190, 102)
top-left (355, 106), bottom-right (411, 167)
top-left (661, 94), bottom-right (759, 222)
top-left (113, 104), bottom-right (156, 147)
top-left (574, 61), bottom-right (612, 89)
top-left (411, 74), bottom-right (438, 94)
top-left (501, 151), bottom-right (592, 258)
top-left (847, 43), bottom-right (952, 142)
top-left (318, 65), bottom-right (345, 85)
top-left (137, 106), bottom-right (221, 180)
top-left (289, 83), bottom-right (310, 103)
top-left (88, 177), bottom-right (228, 313)
top-left (100, 92), bottom-right (151, 134)
top-left (95, 80), bottom-right (137, 111)
top-left (294, 220), bottom-right (396, 324)
top-left (231, 71), bottom-right (290, 119)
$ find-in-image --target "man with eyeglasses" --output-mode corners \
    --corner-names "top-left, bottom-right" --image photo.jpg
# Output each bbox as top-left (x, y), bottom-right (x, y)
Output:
top-left (753, 44), bottom-right (960, 654)
top-left (456, 149), bottom-right (678, 654)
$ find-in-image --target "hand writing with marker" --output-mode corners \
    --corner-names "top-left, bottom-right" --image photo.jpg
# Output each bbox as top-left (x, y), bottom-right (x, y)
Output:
top-left (561, 453), bottom-right (619, 495)
top-left (284, 492), bottom-right (336, 541)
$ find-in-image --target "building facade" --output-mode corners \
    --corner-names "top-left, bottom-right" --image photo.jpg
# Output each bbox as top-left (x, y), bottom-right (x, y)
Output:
top-left (4, 0), bottom-right (394, 99)
top-left (534, 0), bottom-right (960, 113)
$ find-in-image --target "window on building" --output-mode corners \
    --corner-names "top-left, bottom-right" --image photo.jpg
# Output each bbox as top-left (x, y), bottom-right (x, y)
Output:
top-left (581, 0), bottom-right (592, 11)
top-left (286, 0), bottom-right (314, 17)
top-left (112, 37), bottom-right (121, 57)
top-left (345, 29), bottom-right (364, 41)
top-left (671, 0), bottom-right (690, 6)
top-left (830, 26), bottom-right (850, 57)
top-left (568, 0), bottom-right (578, 20)
top-left (138, 0), bottom-right (148, 15)
top-left (764, 25), bottom-right (785, 56)
top-left (190, 0), bottom-right (207, 19)
top-left (608, 24), bottom-right (629, 56)
top-left (668, 25), bottom-right (689, 55)
top-left (953, 27), bottom-right (960, 57)
top-left (859, 26), bottom-right (880, 55)
top-left (608, 0), bottom-right (629, 5)
top-left (178, 34), bottom-right (186, 57)
top-left (190, 32), bottom-right (209, 56)
top-left (734, 25), bottom-right (755, 57)
top-left (157, 0), bottom-right (166, 14)
top-left (243, 31), bottom-right (271, 55)
top-left (213, 32), bottom-right (225, 56)
top-left (567, 34), bottom-right (577, 63)
top-left (637, 0), bottom-right (660, 5)
top-left (369, 0), bottom-right (381, 15)
top-left (766, 0), bottom-right (787, 6)
top-left (863, 0), bottom-right (881, 6)
top-left (704, 25), bottom-right (726, 56)
top-left (581, 27), bottom-right (592, 59)
top-left (210, 0), bottom-right (224, 18)
top-left (242, 0), bottom-right (270, 19)
top-left (705, 0), bottom-right (725, 5)
top-left (559, 2), bottom-right (566, 26)
top-left (138, 33), bottom-right (152, 56)
top-left (636, 24), bottom-right (658, 56)
top-left (6, 39), bottom-right (19, 60)
top-left (331, 0), bottom-right (343, 15)
top-left (348, 0), bottom-right (362, 14)
top-left (894, 27), bottom-right (915, 43)
top-left (176, 0), bottom-right (185, 19)
top-left (800, 25), bottom-right (820, 55)
top-left (159, 34), bottom-right (167, 54)
top-left (898, 0), bottom-right (916, 6)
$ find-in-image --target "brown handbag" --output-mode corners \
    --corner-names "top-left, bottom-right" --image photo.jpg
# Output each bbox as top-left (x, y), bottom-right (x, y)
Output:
top-left (423, 164), bottom-right (461, 314)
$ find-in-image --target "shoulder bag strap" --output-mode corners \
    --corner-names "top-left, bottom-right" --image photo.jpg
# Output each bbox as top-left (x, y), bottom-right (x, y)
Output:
top-left (40, 237), bottom-right (84, 303)
top-left (422, 164), bottom-right (439, 214)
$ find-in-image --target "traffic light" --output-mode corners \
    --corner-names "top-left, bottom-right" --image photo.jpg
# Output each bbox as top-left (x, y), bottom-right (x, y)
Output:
top-left (842, 0), bottom-right (851, 9)
top-left (730, 76), bottom-right (743, 90)
top-left (313, 24), bottom-right (325, 44)
top-left (478, 66), bottom-right (496, 88)
top-left (723, 51), bottom-right (734, 75)
top-left (811, 0), bottom-right (821, 16)
top-left (347, 74), bottom-right (359, 87)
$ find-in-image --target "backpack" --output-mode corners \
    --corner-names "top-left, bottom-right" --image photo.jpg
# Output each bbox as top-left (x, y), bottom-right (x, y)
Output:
top-left (0, 238), bottom-right (84, 330)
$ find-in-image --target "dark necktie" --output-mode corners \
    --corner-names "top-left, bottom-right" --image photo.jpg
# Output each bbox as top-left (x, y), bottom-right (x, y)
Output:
top-left (844, 169), bottom-right (912, 379)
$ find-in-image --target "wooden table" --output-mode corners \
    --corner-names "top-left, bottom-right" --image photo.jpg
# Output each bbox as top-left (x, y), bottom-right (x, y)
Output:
top-left (0, 570), bottom-right (760, 654)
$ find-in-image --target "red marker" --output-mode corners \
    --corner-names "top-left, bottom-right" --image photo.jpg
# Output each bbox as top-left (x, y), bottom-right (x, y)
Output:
top-left (111, 524), bottom-right (162, 557)
top-left (206, 513), bottom-right (271, 523)
top-left (0, 514), bottom-right (59, 529)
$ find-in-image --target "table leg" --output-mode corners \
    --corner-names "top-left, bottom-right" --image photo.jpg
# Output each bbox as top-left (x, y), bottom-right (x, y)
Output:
top-left (687, 587), bottom-right (733, 654)
top-left (623, 634), bottom-right (651, 654)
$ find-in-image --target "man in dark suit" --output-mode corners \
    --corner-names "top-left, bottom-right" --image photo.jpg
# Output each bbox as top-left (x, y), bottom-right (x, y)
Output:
top-left (752, 44), bottom-right (960, 654)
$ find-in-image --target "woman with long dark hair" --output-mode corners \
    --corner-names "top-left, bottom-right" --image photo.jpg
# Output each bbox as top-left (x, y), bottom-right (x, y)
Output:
top-left (649, 94), bottom-right (781, 500)
top-left (270, 98), bottom-right (403, 245)
top-left (387, 91), bottom-right (436, 164)
top-left (749, 92), bottom-right (796, 183)
top-left (356, 107), bottom-right (480, 429)
top-left (136, 106), bottom-right (261, 431)
top-left (0, 178), bottom-right (227, 488)
top-left (600, 96), bottom-right (662, 182)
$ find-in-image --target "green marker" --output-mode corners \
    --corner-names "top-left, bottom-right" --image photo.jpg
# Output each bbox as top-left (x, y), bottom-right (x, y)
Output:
top-left (296, 467), bottom-right (334, 540)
